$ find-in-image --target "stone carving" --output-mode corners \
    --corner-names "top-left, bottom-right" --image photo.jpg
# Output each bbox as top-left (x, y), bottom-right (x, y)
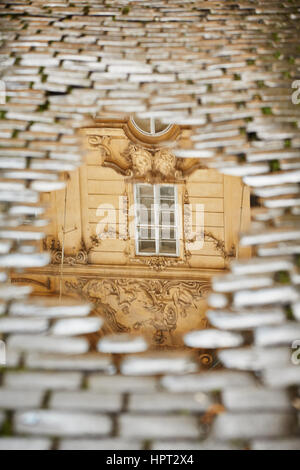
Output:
top-left (123, 143), bottom-right (180, 182)
top-left (87, 134), bottom-right (204, 182)
top-left (65, 277), bottom-right (210, 345)
top-left (44, 236), bottom-right (101, 265)
top-left (130, 146), bottom-right (153, 177)
top-left (204, 231), bottom-right (236, 260)
top-left (130, 256), bottom-right (184, 271)
top-left (126, 249), bottom-right (192, 271)
top-left (88, 135), bottom-right (111, 159)
top-left (153, 148), bottom-right (177, 179)
top-left (11, 277), bottom-right (51, 290)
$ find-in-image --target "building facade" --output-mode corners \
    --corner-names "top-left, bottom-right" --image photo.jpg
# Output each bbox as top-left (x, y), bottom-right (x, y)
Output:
top-left (13, 118), bottom-right (250, 347)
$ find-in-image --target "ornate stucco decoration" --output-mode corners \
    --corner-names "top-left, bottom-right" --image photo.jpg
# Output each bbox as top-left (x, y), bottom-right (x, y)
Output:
top-left (44, 236), bottom-right (101, 265)
top-left (122, 143), bottom-right (183, 183)
top-left (87, 135), bottom-right (205, 182)
top-left (204, 231), bottom-right (236, 260)
top-left (65, 277), bottom-right (210, 346)
top-left (11, 277), bottom-right (51, 290)
top-left (125, 249), bottom-right (191, 272)
top-left (183, 189), bottom-right (235, 260)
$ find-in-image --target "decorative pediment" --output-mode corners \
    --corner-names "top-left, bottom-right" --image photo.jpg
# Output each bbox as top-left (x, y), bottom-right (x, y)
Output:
top-left (87, 135), bottom-right (205, 182)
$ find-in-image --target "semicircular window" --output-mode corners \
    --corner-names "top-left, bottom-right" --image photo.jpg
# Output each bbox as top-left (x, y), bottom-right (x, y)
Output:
top-left (130, 117), bottom-right (172, 136)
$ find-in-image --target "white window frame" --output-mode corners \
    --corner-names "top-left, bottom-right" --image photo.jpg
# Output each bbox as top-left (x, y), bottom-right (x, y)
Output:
top-left (134, 183), bottom-right (179, 257)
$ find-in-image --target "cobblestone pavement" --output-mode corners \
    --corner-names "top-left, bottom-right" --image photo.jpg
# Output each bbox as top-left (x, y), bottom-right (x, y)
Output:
top-left (0, 1), bottom-right (299, 450)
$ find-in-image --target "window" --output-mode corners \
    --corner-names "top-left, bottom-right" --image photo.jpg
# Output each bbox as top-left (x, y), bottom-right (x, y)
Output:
top-left (130, 117), bottom-right (172, 136)
top-left (134, 184), bottom-right (179, 256)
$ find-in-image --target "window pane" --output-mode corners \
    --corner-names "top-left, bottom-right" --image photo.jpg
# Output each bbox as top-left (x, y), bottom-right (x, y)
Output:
top-left (160, 186), bottom-right (174, 198)
top-left (159, 240), bottom-right (177, 254)
top-left (139, 207), bottom-right (155, 225)
top-left (138, 226), bottom-right (156, 240)
top-left (139, 185), bottom-right (154, 199)
top-left (160, 200), bottom-right (175, 211)
top-left (160, 227), bottom-right (176, 240)
top-left (135, 183), bottom-right (178, 257)
top-left (160, 210), bottom-right (175, 226)
top-left (139, 240), bottom-right (156, 253)
top-left (139, 198), bottom-right (154, 210)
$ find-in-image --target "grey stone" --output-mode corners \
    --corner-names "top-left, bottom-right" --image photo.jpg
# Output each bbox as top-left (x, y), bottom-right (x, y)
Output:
top-left (121, 353), bottom-right (197, 376)
top-left (25, 353), bottom-right (115, 373)
top-left (7, 334), bottom-right (89, 354)
top-left (9, 205), bottom-right (45, 217)
top-left (0, 284), bottom-right (32, 300)
top-left (30, 181), bottom-right (66, 192)
top-left (0, 438), bottom-right (51, 450)
top-left (240, 228), bottom-right (300, 246)
top-left (0, 411), bottom-right (4, 428)
top-left (255, 323), bottom-right (300, 347)
top-left (5, 349), bottom-right (21, 368)
top-left (0, 317), bottom-right (48, 333)
top-left (15, 410), bottom-right (112, 437)
top-left (98, 334), bottom-right (148, 354)
top-left (212, 274), bottom-right (273, 292)
top-left (0, 157), bottom-right (26, 169)
top-left (234, 286), bottom-right (298, 308)
top-left (128, 392), bottom-right (212, 413)
top-left (213, 412), bottom-right (296, 440)
top-left (0, 230), bottom-right (44, 241)
top-left (161, 371), bottom-right (256, 393)
top-left (207, 308), bottom-right (285, 330)
top-left (50, 391), bottom-right (122, 412)
top-left (119, 414), bottom-right (200, 439)
top-left (219, 347), bottom-right (290, 371)
top-left (207, 293), bottom-right (229, 308)
top-left (0, 189), bottom-right (38, 204)
top-left (59, 439), bottom-right (142, 450)
top-left (31, 159), bottom-right (78, 172)
top-left (292, 301), bottom-right (300, 321)
top-left (251, 438), bottom-right (300, 450)
top-left (4, 372), bottom-right (82, 390)
top-left (152, 440), bottom-right (240, 450)
top-left (0, 253), bottom-right (50, 269)
top-left (220, 163), bottom-right (269, 177)
top-left (89, 374), bottom-right (157, 393)
top-left (0, 388), bottom-right (43, 410)
top-left (222, 387), bottom-right (291, 411)
top-left (50, 317), bottom-right (103, 336)
top-left (0, 301), bottom-right (6, 315)
top-left (0, 240), bottom-right (12, 254)
top-left (184, 329), bottom-right (244, 349)
top-left (10, 296), bottom-right (91, 318)
top-left (244, 171), bottom-right (300, 188)
top-left (262, 366), bottom-right (300, 388)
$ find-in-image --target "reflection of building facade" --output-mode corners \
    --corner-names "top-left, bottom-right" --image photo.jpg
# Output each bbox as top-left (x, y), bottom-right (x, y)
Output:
top-left (14, 118), bottom-right (250, 347)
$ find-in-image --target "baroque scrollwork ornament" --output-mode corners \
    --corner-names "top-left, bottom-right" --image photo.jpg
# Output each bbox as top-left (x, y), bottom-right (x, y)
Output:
top-left (87, 135), bottom-right (111, 159)
top-left (44, 236), bottom-right (101, 266)
top-left (87, 134), bottom-right (189, 183)
top-left (123, 143), bottom-right (182, 182)
top-left (125, 250), bottom-right (191, 271)
top-left (65, 277), bottom-right (210, 345)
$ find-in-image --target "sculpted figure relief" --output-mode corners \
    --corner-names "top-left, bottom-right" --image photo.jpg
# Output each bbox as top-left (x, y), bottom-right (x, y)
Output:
top-left (88, 135), bottom-right (182, 182)
top-left (65, 277), bottom-right (210, 346)
top-left (130, 146), bottom-right (153, 177)
top-left (153, 149), bottom-right (177, 179)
